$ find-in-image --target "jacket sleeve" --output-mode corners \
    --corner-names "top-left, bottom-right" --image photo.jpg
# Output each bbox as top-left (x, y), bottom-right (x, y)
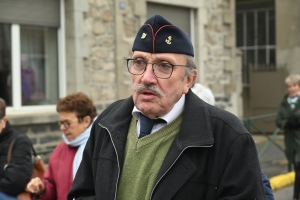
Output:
top-left (217, 134), bottom-right (266, 200)
top-left (67, 122), bottom-right (97, 200)
top-left (39, 159), bottom-right (57, 200)
top-left (0, 135), bottom-right (33, 196)
top-left (261, 171), bottom-right (274, 200)
top-left (275, 103), bottom-right (287, 129)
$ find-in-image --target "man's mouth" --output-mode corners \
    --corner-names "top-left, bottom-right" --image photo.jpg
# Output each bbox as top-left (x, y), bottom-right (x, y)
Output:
top-left (141, 90), bottom-right (156, 96)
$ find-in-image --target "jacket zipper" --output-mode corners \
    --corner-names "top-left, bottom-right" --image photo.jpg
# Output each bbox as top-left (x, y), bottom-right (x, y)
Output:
top-left (99, 123), bottom-right (120, 200)
top-left (150, 144), bottom-right (213, 200)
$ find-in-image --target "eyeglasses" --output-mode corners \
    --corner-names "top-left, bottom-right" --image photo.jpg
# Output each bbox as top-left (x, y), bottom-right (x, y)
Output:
top-left (126, 58), bottom-right (188, 79)
top-left (58, 120), bottom-right (77, 129)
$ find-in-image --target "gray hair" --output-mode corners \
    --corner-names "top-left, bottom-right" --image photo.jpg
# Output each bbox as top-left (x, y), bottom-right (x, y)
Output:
top-left (184, 55), bottom-right (197, 87)
top-left (285, 74), bottom-right (300, 86)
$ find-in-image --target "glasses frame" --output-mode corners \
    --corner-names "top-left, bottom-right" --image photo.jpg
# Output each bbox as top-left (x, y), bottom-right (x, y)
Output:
top-left (58, 119), bottom-right (78, 129)
top-left (126, 58), bottom-right (188, 79)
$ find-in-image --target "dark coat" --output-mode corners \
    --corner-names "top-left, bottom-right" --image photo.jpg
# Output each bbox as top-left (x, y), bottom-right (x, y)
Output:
top-left (0, 122), bottom-right (33, 196)
top-left (68, 91), bottom-right (266, 200)
top-left (276, 94), bottom-right (300, 163)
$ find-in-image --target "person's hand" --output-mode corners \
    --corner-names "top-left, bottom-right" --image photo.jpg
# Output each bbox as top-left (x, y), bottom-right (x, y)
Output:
top-left (25, 177), bottom-right (45, 195)
top-left (285, 118), bottom-right (300, 129)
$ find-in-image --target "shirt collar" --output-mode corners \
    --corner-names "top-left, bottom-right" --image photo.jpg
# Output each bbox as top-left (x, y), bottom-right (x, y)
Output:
top-left (132, 94), bottom-right (185, 125)
top-left (287, 92), bottom-right (300, 103)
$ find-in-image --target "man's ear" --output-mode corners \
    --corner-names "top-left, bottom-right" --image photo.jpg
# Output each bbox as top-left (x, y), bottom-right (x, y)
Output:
top-left (183, 69), bottom-right (198, 94)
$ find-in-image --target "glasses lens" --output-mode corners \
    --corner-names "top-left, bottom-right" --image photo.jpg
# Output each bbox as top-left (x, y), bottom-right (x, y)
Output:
top-left (58, 121), bottom-right (70, 129)
top-left (128, 59), bottom-right (146, 75)
top-left (153, 63), bottom-right (173, 79)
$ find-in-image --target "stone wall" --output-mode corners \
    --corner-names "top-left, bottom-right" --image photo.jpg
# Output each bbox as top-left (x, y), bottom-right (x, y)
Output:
top-left (202, 0), bottom-right (242, 117)
top-left (65, 0), bottom-right (118, 105)
top-left (276, 0), bottom-right (300, 75)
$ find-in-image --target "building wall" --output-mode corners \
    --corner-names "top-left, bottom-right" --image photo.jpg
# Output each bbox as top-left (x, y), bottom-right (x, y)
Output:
top-left (276, 0), bottom-right (300, 74)
top-left (202, 0), bottom-right (242, 116)
top-left (9, 0), bottom-right (242, 153)
top-left (9, 0), bottom-right (118, 154)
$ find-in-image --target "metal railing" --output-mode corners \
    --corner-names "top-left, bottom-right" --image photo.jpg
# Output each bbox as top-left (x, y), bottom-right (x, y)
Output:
top-left (36, 148), bottom-right (54, 155)
top-left (241, 113), bottom-right (291, 171)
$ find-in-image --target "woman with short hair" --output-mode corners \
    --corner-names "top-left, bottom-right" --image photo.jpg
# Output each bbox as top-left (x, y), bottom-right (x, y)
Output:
top-left (26, 92), bottom-right (97, 200)
top-left (276, 74), bottom-right (300, 200)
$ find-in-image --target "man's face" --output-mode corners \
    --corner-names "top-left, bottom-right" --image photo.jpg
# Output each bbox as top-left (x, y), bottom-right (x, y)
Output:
top-left (287, 82), bottom-right (300, 97)
top-left (131, 51), bottom-right (197, 119)
top-left (0, 117), bottom-right (7, 134)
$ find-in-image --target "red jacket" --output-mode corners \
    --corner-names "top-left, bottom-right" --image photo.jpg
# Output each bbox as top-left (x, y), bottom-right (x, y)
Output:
top-left (40, 142), bottom-right (77, 200)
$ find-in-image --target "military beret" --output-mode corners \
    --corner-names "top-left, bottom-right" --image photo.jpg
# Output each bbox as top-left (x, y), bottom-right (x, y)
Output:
top-left (132, 14), bottom-right (194, 57)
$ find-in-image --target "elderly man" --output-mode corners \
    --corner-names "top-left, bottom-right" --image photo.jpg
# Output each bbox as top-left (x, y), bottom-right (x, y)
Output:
top-left (68, 14), bottom-right (265, 199)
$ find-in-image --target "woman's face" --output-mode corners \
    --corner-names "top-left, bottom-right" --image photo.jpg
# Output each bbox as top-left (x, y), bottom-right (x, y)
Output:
top-left (58, 112), bottom-right (90, 141)
top-left (286, 82), bottom-right (300, 97)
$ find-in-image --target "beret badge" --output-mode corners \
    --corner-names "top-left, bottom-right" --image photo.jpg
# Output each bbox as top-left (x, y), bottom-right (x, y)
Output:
top-left (165, 36), bottom-right (172, 45)
top-left (141, 33), bottom-right (147, 39)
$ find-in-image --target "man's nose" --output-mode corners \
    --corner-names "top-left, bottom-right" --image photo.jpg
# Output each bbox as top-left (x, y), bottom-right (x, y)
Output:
top-left (141, 64), bottom-right (157, 84)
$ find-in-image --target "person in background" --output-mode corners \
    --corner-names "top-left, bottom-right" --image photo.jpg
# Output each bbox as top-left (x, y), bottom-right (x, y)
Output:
top-left (21, 56), bottom-right (36, 104)
top-left (0, 98), bottom-right (32, 200)
top-left (26, 92), bottom-right (97, 200)
top-left (276, 74), bottom-right (300, 200)
top-left (192, 83), bottom-right (274, 200)
top-left (191, 83), bottom-right (215, 105)
top-left (68, 14), bottom-right (265, 199)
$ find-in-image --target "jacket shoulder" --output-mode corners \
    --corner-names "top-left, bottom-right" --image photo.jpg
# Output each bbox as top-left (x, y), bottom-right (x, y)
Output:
top-left (207, 105), bottom-right (248, 135)
top-left (95, 97), bottom-right (133, 122)
top-left (10, 128), bottom-right (32, 147)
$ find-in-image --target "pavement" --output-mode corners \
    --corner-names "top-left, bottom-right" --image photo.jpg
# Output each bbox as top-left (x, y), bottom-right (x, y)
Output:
top-left (253, 134), bottom-right (294, 199)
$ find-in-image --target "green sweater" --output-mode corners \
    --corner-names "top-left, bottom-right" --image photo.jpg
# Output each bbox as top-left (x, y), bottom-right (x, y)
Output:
top-left (116, 114), bottom-right (183, 200)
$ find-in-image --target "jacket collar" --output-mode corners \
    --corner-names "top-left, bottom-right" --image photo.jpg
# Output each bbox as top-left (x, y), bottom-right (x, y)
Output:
top-left (177, 89), bottom-right (214, 147)
top-left (0, 121), bottom-right (12, 141)
top-left (98, 90), bottom-right (215, 187)
top-left (99, 89), bottom-right (214, 149)
top-left (282, 93), bottom-right (300, 111)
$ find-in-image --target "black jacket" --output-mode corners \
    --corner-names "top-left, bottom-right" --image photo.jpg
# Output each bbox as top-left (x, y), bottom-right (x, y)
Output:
top-left (0, 122), bottom-right (33, 196)
top-left (68, 91), bottom-right (266, 200)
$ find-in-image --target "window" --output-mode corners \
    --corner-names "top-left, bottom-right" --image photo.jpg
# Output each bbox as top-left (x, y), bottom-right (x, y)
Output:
top-left (0, 0), bottom-right (64, 111)
top-left (236, 0), bottom-right (276, 84)
top-left (20, 25), bottom-right (59, 106)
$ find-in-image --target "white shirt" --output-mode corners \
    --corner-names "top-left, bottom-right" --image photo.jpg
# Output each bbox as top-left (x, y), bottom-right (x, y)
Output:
top-left (132, 94), bottom-right (185, 137)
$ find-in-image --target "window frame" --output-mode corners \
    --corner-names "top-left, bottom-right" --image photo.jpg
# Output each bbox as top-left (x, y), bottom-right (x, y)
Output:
top-left (236, 4), bottom-right (276, 85)
top-left (6, 0), bottom-right (65, 115)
